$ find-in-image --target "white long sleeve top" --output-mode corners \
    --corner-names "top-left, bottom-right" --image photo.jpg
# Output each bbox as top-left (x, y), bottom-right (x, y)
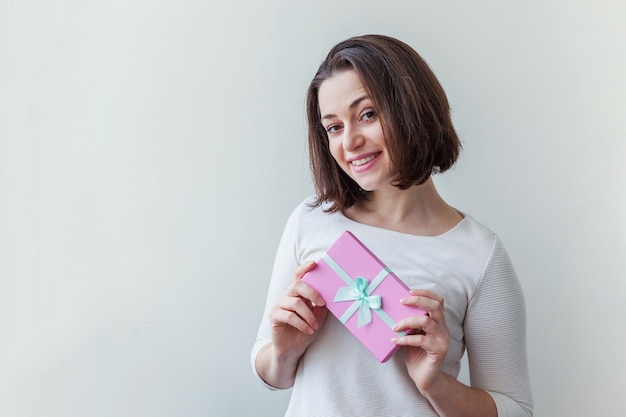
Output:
top-left (252, 196), bottom-right (533, 416)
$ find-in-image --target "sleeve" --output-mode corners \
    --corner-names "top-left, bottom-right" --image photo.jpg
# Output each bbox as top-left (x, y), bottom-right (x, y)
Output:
top-left (464, 236), bottom-right (534, 417)
top-left (250, 204), bottom-right (302, 389)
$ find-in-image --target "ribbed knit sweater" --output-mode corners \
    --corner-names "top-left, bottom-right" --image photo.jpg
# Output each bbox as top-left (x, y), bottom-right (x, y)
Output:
top-left (252, 196), bottom-right (533, 416)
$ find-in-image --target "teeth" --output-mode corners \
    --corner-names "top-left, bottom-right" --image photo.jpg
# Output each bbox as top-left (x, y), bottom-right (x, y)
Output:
top-left (352, 154), bottom-right (378, 166)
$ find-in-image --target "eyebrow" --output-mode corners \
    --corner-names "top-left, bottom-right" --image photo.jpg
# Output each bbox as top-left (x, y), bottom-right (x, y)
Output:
top-left (321, 95), bottom-right (370, 121)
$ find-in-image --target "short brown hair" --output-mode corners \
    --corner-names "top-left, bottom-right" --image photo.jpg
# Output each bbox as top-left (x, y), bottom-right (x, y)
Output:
top-left (306, 34), bottom-right (461, 212)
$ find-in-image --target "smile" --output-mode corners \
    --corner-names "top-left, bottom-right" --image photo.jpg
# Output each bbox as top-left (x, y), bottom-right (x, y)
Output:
top-left (351, 153), bottom-right (381, 167)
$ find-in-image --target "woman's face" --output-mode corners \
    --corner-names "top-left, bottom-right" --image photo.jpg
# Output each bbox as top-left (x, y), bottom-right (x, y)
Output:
top-left (317, 70), bottom-right (393, 192)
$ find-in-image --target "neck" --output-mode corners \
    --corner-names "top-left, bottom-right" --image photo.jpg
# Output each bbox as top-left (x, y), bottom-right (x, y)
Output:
top-left (346, 178), bottom-right (462, 236)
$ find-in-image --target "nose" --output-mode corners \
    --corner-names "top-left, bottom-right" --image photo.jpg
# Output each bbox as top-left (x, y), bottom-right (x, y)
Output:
top-left (342, 123), bottom-right (364, 152)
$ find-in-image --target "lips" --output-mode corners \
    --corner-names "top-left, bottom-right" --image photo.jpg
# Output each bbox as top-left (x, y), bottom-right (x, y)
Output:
top-left (350, 152), bottom-right (381, 167)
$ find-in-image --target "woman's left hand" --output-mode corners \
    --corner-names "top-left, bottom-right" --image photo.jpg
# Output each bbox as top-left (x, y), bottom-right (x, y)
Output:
top-left (391, 289), bottom-right (449, 393)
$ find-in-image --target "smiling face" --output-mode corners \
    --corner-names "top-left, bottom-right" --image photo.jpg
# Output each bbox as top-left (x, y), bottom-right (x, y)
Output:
top-left (318, 70), bottom-right (393, 193)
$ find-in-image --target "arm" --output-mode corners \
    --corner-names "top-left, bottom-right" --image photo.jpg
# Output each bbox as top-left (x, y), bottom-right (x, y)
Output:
top-left (392, 290), bottom-right (497, 417)
top-left (251, 206), bottom-right (327, 389)
top-left (464, 237), bottom-right (533, 416)
top-left (393, 237), bottom-right (533, 417)
top-left (254, 261), bottom-right (327, 389)
top-left (417, 371), bottom-right (497, 417)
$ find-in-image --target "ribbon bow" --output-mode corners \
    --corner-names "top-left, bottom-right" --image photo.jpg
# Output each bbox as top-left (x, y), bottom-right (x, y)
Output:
top-left (321, 253), bottom-right (406, 336)
top-left (334, 276), bottom-right (382, 327)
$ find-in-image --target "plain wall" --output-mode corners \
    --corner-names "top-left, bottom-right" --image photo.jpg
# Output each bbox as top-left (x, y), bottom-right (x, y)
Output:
top-left (1, 1), bottom-right (624, 416)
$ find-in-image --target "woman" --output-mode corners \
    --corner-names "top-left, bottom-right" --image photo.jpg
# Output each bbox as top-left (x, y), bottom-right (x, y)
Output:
top-left (252, 34), bottom-right (533, 417)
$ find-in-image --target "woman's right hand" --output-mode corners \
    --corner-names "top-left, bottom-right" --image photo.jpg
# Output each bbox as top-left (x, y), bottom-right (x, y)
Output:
top-left (268, 261), bottom-right (328, 359)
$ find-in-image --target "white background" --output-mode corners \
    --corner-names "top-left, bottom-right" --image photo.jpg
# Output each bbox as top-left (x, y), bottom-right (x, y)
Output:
top-left (1, 1), bottom-right (625, 416)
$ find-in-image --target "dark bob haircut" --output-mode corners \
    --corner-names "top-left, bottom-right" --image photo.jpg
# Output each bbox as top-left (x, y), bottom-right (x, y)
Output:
top-left (306, 34), bottom-right (461, 212)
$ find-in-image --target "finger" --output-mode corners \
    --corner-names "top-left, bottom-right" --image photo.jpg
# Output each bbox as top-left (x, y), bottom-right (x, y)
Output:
top-left (393, 315), bottom-right (448, 340)
top-left (391, 332), bottom-right (448, 354)
top-left (402, 289), bottom-right (444, 307)
top-left (271, 306), bottom-right (316, 334)
top-left (281, 294), bottom-right (322, 328)
top-left (392, 315), bottom-right (449, 350)
top-left (287, 279), bottom-right (325, 307)
top-left (401, 290), bottom-right (445, 323)
top-left (272, 292), bottom-right (322, 330)
top-left (294, 261), bottom-right (317, 280)
top-left (409, 288), bottom-right (444, 302)
top-left (392, 314), bottom-right (430, 333)
top-left (391, 332), bottom-right (427, 347)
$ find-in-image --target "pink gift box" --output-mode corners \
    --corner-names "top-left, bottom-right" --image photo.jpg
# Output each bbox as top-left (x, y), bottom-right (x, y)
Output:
top-left (302, 230), bottom-right (426, 363)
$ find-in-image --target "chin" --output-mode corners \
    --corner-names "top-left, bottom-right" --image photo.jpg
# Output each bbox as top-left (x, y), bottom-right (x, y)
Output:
top-left (354, 182), bottom-right (379, 193)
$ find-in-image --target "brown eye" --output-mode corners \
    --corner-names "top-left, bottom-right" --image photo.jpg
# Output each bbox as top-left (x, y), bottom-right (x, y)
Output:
top-left (361, 110), bottom-right (376, 121)
top-left (326, 125), bottom-right (342, 135)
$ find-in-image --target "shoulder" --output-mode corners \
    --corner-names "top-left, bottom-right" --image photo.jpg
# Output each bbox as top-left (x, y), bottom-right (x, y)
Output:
top-left (456, 215), bottom-right (521, 298)
top-left (459, 214), bottom-right (512, 263)
top-left (437, 213), bottom-right (516, 289)
top-left (286, 194), bottom-right (335, 227)
top-left (446, 213), bottom-right (499, 258)
top-left (284, 195), bottom-right (350, 264)
top-left (454, 213), bottom-right (495, 240)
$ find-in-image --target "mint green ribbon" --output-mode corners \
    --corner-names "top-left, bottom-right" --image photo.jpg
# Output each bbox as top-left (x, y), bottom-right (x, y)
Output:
top-left (322, 254), bottom-right (406, 336)
top-left (334, 276), bottom-right (382, 327)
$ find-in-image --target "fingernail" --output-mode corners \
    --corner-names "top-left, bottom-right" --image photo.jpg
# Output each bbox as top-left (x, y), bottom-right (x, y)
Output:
top-left (391, 337), bottom-right (399, 343)
top-left (399, 298), bottom-right (407, 304)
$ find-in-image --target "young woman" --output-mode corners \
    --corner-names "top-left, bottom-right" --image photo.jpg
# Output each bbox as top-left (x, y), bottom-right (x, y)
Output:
top-left (252, 35), bottom-right (533, 417)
